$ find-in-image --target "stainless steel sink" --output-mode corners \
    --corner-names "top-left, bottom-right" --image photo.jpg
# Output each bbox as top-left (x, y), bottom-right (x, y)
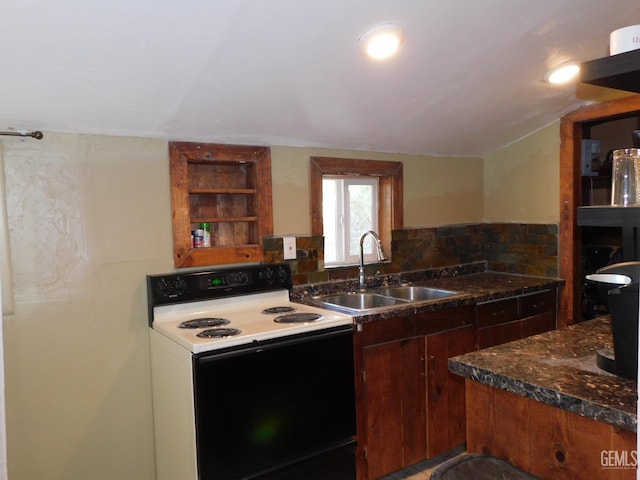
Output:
top-left (372, 286), bottom-right (459, 302)
top-left (317, 292), bottom-right (410, 311)
top-left (312, 286), bottom-right (460, 312)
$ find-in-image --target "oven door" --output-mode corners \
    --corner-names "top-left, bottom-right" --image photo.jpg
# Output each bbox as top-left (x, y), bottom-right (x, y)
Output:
top-left (193, 325), bottom-right (356, 480)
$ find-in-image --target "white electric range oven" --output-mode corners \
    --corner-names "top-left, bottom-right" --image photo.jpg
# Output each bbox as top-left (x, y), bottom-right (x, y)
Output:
top-left (147, 263), bottom-right (356, 480)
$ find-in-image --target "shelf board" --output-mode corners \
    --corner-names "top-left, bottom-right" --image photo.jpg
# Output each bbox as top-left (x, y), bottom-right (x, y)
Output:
top-left (177, 243), bottom-right (265, 268)
top-left (577, 205), bottom-right (640, 227)
top-left (187, 158), bottom-right (255, 166)
top-left (189, 188), bottom-right (256, 194)
top-left (191, 216), bottom-right (258, 223)
top-left (580, 49), bottom-right (640, 93)
top-left (192, 243), bottom-right (261, 250)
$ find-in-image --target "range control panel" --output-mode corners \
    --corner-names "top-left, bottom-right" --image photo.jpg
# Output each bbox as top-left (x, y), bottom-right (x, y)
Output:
top-left (146, 263), bottom-right (293, 323)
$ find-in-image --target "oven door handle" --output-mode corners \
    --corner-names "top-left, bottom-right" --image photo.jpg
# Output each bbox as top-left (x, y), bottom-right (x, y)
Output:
top-left (194, 325), bottom-right (353, 364)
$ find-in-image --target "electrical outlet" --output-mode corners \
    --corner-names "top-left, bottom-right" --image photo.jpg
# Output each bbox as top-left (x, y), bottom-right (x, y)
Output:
top-left (283, 237), bottom-right (297, 260)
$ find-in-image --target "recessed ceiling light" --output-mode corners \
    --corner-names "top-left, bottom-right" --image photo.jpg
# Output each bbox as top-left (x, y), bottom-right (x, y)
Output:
top-left (358, 23), bottom-right (404, 60)
top-left (544, 62), bottom-right (580, 84)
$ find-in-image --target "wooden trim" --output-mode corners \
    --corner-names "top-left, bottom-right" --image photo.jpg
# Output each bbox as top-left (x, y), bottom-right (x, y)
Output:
top-left (309, 158), bottom-right (324, 236)
top-left (564, 95), bottom-right (640, 123)
top-left (169, 143), bottom-right (193, 266)
top-left (559, 94), bottom-right (640, 326)
top-left (309, 156), bottom-right (404, 256)
top-left (558, 116), bottom-right (582, 328)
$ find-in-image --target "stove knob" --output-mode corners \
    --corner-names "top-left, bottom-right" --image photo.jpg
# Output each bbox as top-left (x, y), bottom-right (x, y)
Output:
top-left (227, 272), bottom-right (248, 286)
top-left (174, 277), bottom-right (187, 295)
top-left (277, 266), bottom-right (289, 283)
top-left (262, 268), bottom-right (276, 284)
top-left (259, 266), bottom-right (289, 286)
top-left (158, 277), bottom-right (187, 298)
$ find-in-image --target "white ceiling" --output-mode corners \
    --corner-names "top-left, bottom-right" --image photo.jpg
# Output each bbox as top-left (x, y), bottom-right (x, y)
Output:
top-left (0, 1), bottom-right (638, 157)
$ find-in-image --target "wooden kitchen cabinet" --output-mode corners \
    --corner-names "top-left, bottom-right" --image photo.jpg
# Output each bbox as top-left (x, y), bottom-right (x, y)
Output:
top-left (425, 325), bottom-right (475, 458)
top-left (476, 289), bottom-right (557, 350)
top-left (354, 306), bottom-right (474, 480)
top-left (355, 288), bottom-right (558, 479)
top-left (169, 142), bottom-right (273, 268)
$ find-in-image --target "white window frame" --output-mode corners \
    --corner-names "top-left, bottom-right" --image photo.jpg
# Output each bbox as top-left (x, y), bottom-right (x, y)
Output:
top-left (323, 175), bottom-right (379, 267)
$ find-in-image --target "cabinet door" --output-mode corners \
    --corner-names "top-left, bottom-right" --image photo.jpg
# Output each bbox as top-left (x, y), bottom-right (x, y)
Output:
top-left (360, 338), bottom-right (425, 479)
top-left (425, 325), bottom-right (475, 457)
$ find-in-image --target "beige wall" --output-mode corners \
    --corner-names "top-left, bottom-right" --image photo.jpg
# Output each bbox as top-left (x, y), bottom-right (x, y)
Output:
top-left (0, 127), bottom-right (550, 480)
top-left (483, 121), bottom-right (560, 223)
top-left (2, 134), bottom-right (171, 480)
top-left (271, 145), bottom-right (483, 234)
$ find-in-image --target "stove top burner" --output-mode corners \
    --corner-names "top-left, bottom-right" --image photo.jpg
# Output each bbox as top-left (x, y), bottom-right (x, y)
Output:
top-left (179, 318), bottom-right (231, 329)
top-left (274, 313), bottom-right (323, 324)
top-left (196, 328), bottom-right (243, 338)
top-left (262, 306), bottom-right (296, 314)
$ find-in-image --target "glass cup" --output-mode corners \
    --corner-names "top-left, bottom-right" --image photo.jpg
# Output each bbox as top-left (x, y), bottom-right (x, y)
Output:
top-left (611, 148), bottom-right (640, 207)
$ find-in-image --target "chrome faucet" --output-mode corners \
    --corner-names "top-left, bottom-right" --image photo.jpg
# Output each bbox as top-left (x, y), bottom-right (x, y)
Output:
top-left (358, 230), bottom-right (387, 291)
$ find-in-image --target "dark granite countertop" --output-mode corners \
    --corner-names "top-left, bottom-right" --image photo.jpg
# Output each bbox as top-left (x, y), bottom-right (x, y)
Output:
top-left (292, 262), bottom-right (563, 324)
top-left (449, 317), bottom-right (637, 432)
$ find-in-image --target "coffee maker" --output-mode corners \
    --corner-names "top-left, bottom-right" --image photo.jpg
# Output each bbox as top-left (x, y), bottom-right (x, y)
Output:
top-left (586, 261), bottom-right (640, 380)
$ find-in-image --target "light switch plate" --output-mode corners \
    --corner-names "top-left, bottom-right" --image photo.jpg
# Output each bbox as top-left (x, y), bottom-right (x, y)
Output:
top-left (283, 237), bottom-right (297, 260)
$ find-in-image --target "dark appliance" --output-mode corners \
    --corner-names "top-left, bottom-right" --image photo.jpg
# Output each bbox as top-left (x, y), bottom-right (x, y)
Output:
top-left (586, 261), bottom-right (640, 379)
top-left (147, 263), bottom-right (356, 480)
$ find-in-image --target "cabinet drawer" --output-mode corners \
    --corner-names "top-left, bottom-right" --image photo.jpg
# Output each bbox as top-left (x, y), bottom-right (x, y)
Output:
top-left (521, 311), bottom-right (556, 338)
top-left (358, 306), bottom-right (474, 346)
top-left (476, 298), bottom-right (519, 327)
top-left (519, 290), bottom-right (555, 318)
top-left (476, 320), bottom-right (522, 350)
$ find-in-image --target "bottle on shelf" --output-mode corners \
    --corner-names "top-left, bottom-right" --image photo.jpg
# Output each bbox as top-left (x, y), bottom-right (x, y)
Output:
top-left (200, 222), bottom-right (211, 247)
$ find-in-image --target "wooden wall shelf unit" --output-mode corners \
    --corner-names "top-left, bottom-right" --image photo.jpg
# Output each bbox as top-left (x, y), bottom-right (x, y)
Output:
top-left (559, 94), bottom-right (640, 326)
top-left (169, 142), bottom-right (273, 268)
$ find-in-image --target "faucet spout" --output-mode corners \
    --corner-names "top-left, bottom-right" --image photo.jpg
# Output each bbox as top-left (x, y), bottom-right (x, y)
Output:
top-left (358, 230), bottom-right (387, 291)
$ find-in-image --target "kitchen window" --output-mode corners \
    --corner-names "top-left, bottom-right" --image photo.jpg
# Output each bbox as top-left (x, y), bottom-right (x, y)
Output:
top-left (310, 157), bottom-right (403, 267)
top-left (323, 176), bottom-right (379, 266)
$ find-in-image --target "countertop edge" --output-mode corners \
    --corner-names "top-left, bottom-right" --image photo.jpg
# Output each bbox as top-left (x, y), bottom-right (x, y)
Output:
top-left (448, 359), bottom-right (637, 432)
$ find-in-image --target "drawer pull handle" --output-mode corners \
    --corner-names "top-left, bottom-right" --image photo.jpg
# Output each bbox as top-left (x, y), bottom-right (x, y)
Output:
top-left (492, 310), bottom-right (505, 316)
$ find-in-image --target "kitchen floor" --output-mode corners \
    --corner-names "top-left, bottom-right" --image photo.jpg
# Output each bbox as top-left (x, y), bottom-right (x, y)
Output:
top-left (380, 445), bottom-right (466, 479)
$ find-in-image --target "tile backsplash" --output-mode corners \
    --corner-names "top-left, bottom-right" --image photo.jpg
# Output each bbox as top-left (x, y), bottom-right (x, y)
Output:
top-left (264, 222), bottom-right (558, 285)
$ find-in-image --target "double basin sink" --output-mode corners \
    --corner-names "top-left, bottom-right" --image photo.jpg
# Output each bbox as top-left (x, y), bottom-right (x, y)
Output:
top-left (310, 285), bottom-right (461, 313)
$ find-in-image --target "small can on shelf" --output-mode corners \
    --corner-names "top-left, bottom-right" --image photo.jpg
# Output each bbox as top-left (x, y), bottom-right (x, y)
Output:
top-left (194, 229), bottom-right (204, 248)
